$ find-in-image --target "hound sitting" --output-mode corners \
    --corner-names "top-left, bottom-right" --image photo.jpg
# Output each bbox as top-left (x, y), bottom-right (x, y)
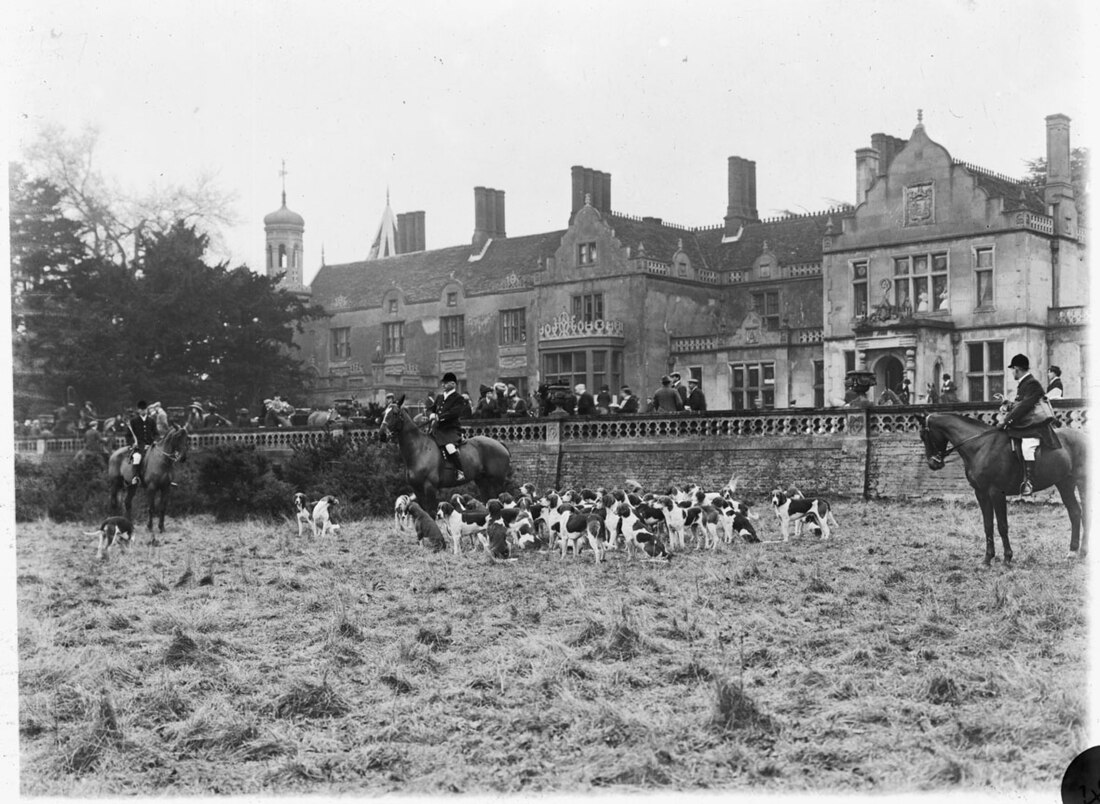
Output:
top-left (312, 495), bottom-right (341, 538)
top-left (407, 501), bottom-right (446, 552)
top-left (86, 516), bottom-right (134, 561)
top-left (293, 492), bottom-right (314, 537)
top-left (770, 489), bottom-right (838, 541)
top-left (394, 493), bottom-right (415, 531)
top-left (436, 501), bottom-right (487, 554)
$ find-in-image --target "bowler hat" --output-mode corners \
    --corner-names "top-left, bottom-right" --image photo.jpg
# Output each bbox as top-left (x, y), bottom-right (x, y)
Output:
top-left (442, 372), bottom-right (458, 384)
top-left (1008, 354), bottom-right (1030, 370)
top-left (688, 377), bottom-right (700, 385)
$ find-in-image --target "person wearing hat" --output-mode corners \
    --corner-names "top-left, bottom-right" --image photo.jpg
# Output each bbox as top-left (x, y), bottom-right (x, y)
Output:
top-left (1046, 365), bottom-right (1064, 400)
top-left (940, 373), bottom-right (959, 404)
top-left (475, 384), bottom-right (499, 418)
top-left (429, 372), bottom-right (467, 479)
top-left (618, 385), bottom-right (639, 414)
top-left (652, 375), bottom-right (684, 413)
top-left (127, 400), bottom-right (160, 486)
top-left (669, 372), bottom-right (689, 405)
top-left (686, 377), bottom-right (707, 412)
top-left (1000, 353), bottom-right (1053, 496)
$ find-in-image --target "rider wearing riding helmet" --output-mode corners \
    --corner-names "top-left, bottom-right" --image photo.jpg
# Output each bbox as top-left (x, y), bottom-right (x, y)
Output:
top-left (429, 372), bottom-right (466, 480)
top-left (128, 400), bottom-right (160, 486)
top-left (999, 353), bottom-right (1053, 496)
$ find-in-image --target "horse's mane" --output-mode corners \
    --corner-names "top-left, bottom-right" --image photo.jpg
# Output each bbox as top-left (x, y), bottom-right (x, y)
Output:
top-left (162, 426), bottom-right (190, 450)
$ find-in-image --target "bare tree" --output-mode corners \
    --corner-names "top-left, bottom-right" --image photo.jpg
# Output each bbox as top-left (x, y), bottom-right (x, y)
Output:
top-left (23, 123), bottom-right (238, 269)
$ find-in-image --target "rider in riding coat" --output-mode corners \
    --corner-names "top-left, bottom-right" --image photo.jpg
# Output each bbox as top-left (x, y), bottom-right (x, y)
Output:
top-left (128, 400), bottom-right (160, 486)
top-left (429, 372), bottom-right (466, 480)
top-left (999, 353), bottom-right (1053, 496)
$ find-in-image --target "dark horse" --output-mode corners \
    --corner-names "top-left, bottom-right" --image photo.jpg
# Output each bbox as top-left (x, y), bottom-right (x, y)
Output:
top-left (380, 400), bottom-right (511, 512)
top-left (919, 412), bottom-right (1087, 564)
top-left (108, 426), bottom-right (190, 535)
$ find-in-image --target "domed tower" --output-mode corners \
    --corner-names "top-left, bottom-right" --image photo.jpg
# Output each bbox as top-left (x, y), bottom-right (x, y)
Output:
top-left (264, 161), bottom-right (307, 293)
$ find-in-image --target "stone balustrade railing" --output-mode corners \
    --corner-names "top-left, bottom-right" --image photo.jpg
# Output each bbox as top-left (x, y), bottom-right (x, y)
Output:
top-left (16, 402), bottom-right (1086, 459)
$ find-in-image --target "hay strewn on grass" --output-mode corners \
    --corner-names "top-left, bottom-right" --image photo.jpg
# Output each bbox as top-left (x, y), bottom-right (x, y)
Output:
top-left (16, 500), bottom-right (1089, 796)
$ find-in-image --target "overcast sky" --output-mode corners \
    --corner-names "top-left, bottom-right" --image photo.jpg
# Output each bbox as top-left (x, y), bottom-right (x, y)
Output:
top-left (7, 0), bottom-right (1095, 285)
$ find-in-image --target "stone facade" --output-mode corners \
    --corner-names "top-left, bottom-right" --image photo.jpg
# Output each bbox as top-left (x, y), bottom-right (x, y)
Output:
top-left (283, 113), bottom-right (1086, 410)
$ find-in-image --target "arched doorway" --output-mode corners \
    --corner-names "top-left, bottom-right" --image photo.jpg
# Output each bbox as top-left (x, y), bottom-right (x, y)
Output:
top-left (877, 355), bottom-right (905, 399)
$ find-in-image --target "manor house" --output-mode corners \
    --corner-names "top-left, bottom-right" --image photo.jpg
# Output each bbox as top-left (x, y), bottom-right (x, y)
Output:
top-left (273, 112), bottom-right (1087, 411)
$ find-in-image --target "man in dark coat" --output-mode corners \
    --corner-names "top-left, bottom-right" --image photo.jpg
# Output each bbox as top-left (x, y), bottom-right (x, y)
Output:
top-left (653, 376), bottom-right (684, 413)
top-left (429, 372), bottom-right (466, 479)
top-left (128, 400), bottom-right (160, 486)
top-left (686, 377), bottom-right (707, 412)
top-left (1000, 353), bottom-right (1053, 496)
top-left (669, 372), bottom-right (689, 405)
top-left (574, 383), bottom-right (597, 416)
top-left (618, 386), bottom-right (639, 414)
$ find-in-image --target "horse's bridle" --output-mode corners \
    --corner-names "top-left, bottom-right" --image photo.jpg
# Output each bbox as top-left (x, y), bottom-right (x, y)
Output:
top-left (921, 420), bottom-right (999, 468)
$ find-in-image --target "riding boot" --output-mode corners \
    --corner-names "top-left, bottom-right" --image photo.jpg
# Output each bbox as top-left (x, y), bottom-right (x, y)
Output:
top-left (446, 450), bottom-right (465, 482)
top-left (1020, 461), bottom-right (1034, 496)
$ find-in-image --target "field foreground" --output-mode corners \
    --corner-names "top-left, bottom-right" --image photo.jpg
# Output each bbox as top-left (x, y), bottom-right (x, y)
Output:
top-left (17, 500), bottom-right (1089, 796)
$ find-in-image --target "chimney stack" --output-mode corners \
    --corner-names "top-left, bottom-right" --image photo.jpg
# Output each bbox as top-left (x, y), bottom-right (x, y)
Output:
top-left (870, 133), bottom-right (907, 178)
top-left (855, 147), bottom-right (880, 204)
top-left (570, 166), bottom-right (612, 221)
top-left (724, 156), bottom-right (758, 234)
top-left (1045, 113), bottom-right (1076, 237)
top-left (473, 187), bottom-right (506, 250)
top-left (397, 211), bottom-right (426, 253)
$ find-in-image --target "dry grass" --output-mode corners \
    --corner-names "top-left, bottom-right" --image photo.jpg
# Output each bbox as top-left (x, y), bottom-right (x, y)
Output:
top-left (16, 499), bottom-right (1089, 796)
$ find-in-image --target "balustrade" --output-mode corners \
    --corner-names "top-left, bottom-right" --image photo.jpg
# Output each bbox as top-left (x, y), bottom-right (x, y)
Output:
top-left (14, 403), bottom-right (1086, 458)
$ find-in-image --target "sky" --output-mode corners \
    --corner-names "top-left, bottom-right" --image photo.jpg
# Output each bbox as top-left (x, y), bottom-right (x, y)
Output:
top-left (6, 0), bottom-right (1094, 286)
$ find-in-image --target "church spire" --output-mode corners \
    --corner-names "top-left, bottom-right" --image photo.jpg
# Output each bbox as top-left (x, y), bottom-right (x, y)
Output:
top-left (368, 191), bottom-right (399, 260)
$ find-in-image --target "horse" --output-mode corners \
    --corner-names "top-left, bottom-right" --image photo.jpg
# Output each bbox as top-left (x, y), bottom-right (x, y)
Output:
top-left (107, 425), bottom-right (190, 535)
top-left (307, 407), bottom-right (344, 428)
top-left (379, 399), bottom-right (511, 513)
top-left (918, 412), bottom-right (1087, 564)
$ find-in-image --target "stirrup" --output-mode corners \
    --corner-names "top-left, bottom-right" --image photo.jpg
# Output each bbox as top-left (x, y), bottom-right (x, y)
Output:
top-left (1020, 480), bottom-right (1033, 496)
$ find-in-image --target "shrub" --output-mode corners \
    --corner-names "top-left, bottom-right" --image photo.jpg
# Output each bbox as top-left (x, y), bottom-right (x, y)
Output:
top-left (195, 443), bottom-right (294, 521)
top-left (13, 457), bottom-right (54, 522)
top-left (280, 434), bottom-right (408, 518)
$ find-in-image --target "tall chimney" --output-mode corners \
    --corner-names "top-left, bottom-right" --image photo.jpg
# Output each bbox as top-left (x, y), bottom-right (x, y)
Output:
top-left (571, 166), bottom-right (586, 219)
top-left (397, 210), bottom-right (425, 253)
top-left (855, 147), bottom-right (880, 204)
top-left (493, 189), bottom-right (506, 239)
top-left (473, 186), bottom-right (490, 249)
top-left (724, 156), bottom-right (758, 234)
top-left (1045, 114), bottom-right (1073, 201)
top-left (1045, 114), bottom-right (1076, 237)
top-left (602, 171), bottom-right (612, 214)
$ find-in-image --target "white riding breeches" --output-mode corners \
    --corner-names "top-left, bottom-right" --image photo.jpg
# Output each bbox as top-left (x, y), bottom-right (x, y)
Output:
top-left (1020, 438), bottom-right (1040, 461)
top-left (444, 442), bottom-right (458, 456)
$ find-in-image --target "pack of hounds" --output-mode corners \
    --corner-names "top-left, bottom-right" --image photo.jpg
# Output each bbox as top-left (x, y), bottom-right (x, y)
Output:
top-left (85, 479), bottom-right (837, 564)
top-left (392, 477), bottom-right (839, 562)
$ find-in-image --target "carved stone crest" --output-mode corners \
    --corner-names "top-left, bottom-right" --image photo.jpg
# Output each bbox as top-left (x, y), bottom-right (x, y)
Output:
top-left (904, 182), bottom-right (934, 226)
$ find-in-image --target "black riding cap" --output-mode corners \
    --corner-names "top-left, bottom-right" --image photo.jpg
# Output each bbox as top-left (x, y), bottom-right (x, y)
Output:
top-left (1009, 354), bottom-right (1030, 370)
top-left (442, 372), bottom-right (458, 384)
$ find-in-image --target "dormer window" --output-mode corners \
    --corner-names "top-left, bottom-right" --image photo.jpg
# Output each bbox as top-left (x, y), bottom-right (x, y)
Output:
top-left (388, 299), bottom-right (398, 315)
top-left (446, 291), bottom-right (458, 307)
top-left (578, 242), bottom-right (598, 266)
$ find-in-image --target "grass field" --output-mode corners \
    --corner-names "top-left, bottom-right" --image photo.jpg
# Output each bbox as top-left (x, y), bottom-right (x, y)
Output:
top-left (16, 498), bottom-right (1089, 797)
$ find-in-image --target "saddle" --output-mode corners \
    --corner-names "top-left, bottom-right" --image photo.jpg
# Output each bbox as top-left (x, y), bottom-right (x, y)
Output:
top-left (1005, 420), bottom-right (1062, 452)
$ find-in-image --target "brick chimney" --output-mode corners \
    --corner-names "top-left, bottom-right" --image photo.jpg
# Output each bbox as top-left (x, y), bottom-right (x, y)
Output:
top-left (855, 147), bottom-right (879, 204)
top-left (570, 166), bottom-right (612, 221)
top-left (723, 156), bottom-right (758, 234)
top-left (396, 211), bottom-right (425, 253)
top-left (870, 133), bottom-right (907, 178)
top-left (473, 187), bottom-right (506, 250)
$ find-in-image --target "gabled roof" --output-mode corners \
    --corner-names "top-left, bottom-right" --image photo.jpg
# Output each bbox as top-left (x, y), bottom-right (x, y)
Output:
top-left (311, 230), bottom-right (564, 308)
top-left (695, 211), bottom-right (839, 272)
